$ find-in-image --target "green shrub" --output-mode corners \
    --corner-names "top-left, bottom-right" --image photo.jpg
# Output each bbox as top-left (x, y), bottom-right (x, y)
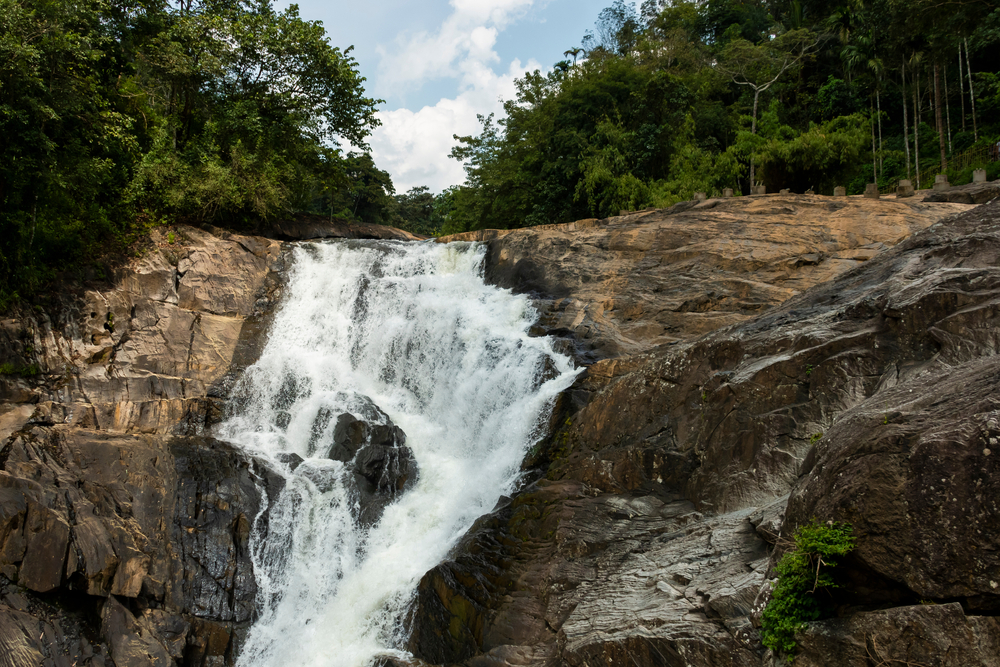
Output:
top-left (0, 363), bottom-right (40, 378)
top-left (761, 520), bottom-right (855, 660)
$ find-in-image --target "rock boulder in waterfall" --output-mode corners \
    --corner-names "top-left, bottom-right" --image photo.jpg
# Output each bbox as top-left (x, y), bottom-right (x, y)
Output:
top-left (337, 411), bottom-right (417, 526)
top-left (326, 412), bottom-right (370, 461)
top-left (309, 394), bottom-right (419, 525)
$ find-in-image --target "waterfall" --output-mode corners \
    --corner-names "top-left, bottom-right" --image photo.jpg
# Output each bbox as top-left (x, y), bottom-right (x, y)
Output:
top-left (216, 239), bottom-right (581, 667)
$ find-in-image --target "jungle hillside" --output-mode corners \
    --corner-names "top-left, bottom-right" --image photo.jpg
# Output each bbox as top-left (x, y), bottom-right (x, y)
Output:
top-left (2, 0), bottom-right (999, 303)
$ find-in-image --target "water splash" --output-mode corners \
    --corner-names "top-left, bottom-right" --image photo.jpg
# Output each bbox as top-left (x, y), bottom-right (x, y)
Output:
top-left (217, 240), bottom-right (580, 666)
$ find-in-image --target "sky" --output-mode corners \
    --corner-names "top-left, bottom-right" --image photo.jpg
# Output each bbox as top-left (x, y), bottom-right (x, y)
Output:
top-left (279, 0), bottom-right (609, 193)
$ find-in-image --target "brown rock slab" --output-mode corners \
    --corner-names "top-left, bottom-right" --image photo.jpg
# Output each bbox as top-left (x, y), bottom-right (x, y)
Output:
top-left (439, 195), bottom-right (970, 360)
top-left (263, 214), bottom-right (424, 241)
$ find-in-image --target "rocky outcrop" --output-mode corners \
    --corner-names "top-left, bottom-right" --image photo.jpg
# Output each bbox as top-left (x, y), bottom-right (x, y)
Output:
top-left (923, 177), bottom-right (1000, 205)
top-left (439, 195), bottom-right (971, 360)
top-left (0, 224), bottom-right (283, 436)
top-left (0, 427), bottom-right (277, 666)
top-left (322, 407), bottom-right (417, 526)
top-left (412, 197), bottom-right (1000, 666)
top-left (793, 603), bottom-right (1000, 666)
top-left (0, 223), bottom-right (288, 666)
top-left (0, 217), bottom-right (416, 666)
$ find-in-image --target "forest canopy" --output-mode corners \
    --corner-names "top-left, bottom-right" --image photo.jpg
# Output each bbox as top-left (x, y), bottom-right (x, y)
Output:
top-left (2, 0), bottom-right (999, 302)
top-left (0, 0), bottom-right (384, 303)
top-left (438, 0), bottom-right (1000, 235)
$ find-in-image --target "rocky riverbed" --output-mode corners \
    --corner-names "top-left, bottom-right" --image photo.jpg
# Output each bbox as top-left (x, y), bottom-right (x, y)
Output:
top-left (1, 190), bottom-right (997, 666)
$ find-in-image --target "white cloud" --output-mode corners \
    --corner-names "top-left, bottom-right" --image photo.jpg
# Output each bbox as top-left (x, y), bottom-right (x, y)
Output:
top-left (370, 58), bottom-right (538, 193)
top-left (375, 0), bottom-right (537, 95)
top-left (369, 0), bottom-right (549, 193)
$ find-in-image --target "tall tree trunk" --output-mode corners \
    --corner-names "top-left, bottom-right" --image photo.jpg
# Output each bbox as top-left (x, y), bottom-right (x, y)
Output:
top-left (750, 89), bottom-right (760, 188)
top-left (934, 63), bottom-right (947, 173)
top-left (877, 89), bottom-right (883, 178)
top-left (944, 66), bottom-right (953, 153)
top-left (914, 69), bottom-right (921, 188)
top-left (965, 37), bottom-right (978, 141)
top-left (958, 49), bottom-right (966, 131)
top-left (871, 100), bottom-right (877, 182)
top-left (903, 63), bottom-right (911, 180)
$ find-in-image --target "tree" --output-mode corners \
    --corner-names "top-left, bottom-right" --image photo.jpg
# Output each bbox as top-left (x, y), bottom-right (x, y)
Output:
top-left (564, 47), bottom-right (584, 66)
top-left (594, 0), bottom-right (640, 55)
top-left (716, 29), bottom-right (817, 187)
top-left (0, 0), bottom-right (389, 304)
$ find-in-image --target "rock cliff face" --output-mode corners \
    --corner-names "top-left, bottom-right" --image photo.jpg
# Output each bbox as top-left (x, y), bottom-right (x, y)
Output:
top-left (2, 193), bottom-right (995, 667)
top-left (0, 221), bottom-right (408, 666)
top-left (413, 194), bottom-right (1000, 666)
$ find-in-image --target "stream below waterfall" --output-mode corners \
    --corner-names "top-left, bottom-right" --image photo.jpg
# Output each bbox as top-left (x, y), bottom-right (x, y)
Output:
top-left (215, 239), bottom-right (581, 667)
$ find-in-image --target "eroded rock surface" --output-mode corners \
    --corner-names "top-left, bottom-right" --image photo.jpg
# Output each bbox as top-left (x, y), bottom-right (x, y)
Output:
top-left (440, 195), bottom-right (971, 360)
top-left (0, 225), bottom-right (283, 436)
top-left (0, 425), bottom-right (277, 666)
top-left (414, 198), bottom-right (1000, 666)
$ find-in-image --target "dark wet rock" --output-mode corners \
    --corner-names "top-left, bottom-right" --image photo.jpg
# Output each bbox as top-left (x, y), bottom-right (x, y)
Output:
top-left (354, 442), bottom-right (415, 493)
top-left (793, 603), bottom-right (1000, 667)
top-left (273, 451), bottom-right (305, 471)
top-left (0, 426), bottom-right (276, 666)
top-left (101, 596), bottom-right (174, 667)
top-left (0, 574), bottom-right (111, 667)
top-left (301, 396), bottom-right (418, 525)
top-left (350, 433), bottom-right (416, 526)
top-left (923, 178), bottom-right (1000, 205)
top-left (325, 412), bottom-right (370, 462)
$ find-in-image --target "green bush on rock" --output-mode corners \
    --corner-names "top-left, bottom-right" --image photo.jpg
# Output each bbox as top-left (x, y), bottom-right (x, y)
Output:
top-left (761, 520), bottom-right (855, 660)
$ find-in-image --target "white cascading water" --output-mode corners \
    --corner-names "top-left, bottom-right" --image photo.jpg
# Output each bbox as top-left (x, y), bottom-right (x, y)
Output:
top-left (216, 240), bottom-right (581, 667)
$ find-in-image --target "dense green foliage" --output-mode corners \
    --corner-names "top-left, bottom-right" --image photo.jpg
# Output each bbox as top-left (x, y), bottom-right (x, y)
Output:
top-left (440, 0), bottom-right (1000, 235)
top-left (4, 0), bottom-right (1000, 296)
top-left (761, 521), bottom-right (856, 659)
top-left (0, 0), bottom-right (381, 304)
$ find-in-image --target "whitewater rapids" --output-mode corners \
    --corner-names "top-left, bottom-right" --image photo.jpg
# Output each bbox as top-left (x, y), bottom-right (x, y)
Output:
top-left (216, 240), bottom-right (580, 666)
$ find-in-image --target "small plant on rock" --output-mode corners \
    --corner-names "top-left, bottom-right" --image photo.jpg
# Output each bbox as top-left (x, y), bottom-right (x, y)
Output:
top-left (761, 520), bottom-right (855, 660)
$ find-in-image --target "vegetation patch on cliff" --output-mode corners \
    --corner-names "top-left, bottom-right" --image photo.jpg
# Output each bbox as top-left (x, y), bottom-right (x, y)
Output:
top-left (761, 520), bottom-right (856, 659)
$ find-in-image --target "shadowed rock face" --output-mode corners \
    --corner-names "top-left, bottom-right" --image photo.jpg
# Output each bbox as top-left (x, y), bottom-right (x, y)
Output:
top-left (0, 427), bottom-right (280, 666)
top-left (411, 198), bottom-right (1000, 666)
